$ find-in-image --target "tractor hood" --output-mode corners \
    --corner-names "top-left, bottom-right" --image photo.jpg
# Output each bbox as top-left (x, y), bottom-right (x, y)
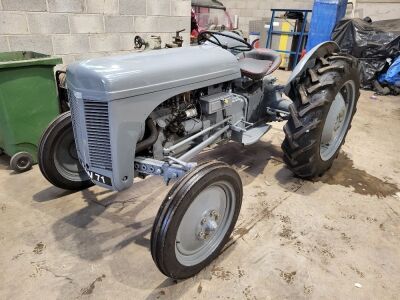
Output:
top-left (67, 45), bottom-right (241, 101)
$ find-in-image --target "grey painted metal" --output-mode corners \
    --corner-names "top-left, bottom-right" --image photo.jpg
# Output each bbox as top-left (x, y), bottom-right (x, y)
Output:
top-left (175, 180), bottom-right (236, 266)
top-left (178, 124), bottom-right (231, 162)
top-left (134, 156), bottom-right (196, 183)
top-left (67, 45), bottom-right (242, 191)
top-left (67, 45), bottom-right (241, 101)
top-left (320, 80), bottom-right (356, 161)
top-left (241, 124), bottom-right (271, 146)
top-left (66, 39), bottom-right (326, 191)
top-left (164, 116), bottom-right (232, 155)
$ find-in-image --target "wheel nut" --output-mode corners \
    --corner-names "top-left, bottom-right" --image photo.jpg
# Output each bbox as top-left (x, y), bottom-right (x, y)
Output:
top-left (198, 231), bottom-right (206, 240)
top-left (210, 210), bottom-right (219, 220)
top-left (201, 217), bottom-right (207, 225)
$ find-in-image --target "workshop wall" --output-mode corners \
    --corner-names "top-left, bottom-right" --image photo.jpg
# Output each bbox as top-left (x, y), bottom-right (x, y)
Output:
top-left (0, 0), bottom-right (191, 63)
top-left (221, 0), bottom-right (314, 36)
top-left (222, 0), bottom-right (400, 37)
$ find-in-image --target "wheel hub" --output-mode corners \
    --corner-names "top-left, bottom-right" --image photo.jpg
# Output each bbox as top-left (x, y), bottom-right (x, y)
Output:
top-left (320, 81), bottom-right (355, 161)
top-left (174, 181), bottom-right (236, 266)
top-left (197, 210), bottom-right (220, 240)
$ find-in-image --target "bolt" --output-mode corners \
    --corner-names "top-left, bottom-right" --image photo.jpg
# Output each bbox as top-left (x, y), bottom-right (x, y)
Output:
top-left (210, 210), bottom-right (219, 220)
top-left (198, 231), bottom-right (206, 240)
top-left (201, 217), bottom-right (207, 225)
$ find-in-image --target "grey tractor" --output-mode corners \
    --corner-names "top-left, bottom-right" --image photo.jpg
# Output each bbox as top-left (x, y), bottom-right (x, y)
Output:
top-left (38, 31), bottom-right (360, 279)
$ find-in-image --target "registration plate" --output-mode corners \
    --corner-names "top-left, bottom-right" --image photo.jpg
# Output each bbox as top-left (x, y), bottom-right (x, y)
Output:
top-left (87, 170), bottom-right (112, 186)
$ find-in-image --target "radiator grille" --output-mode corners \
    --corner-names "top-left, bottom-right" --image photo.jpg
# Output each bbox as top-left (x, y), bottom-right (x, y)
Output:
top-left (83, 101), bottom-right (112, 171)
top-left (68, 91), bottom-right (83, 156)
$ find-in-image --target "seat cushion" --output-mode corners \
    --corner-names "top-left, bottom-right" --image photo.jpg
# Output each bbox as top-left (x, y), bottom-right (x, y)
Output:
top-left (238, 48), bottom-right (282, 80)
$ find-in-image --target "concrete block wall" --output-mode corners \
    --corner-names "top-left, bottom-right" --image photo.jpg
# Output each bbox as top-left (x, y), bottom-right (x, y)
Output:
top-left (222, 0), bottom-right (400, 37)
top-left (221, 0), bottom-right (313, 37)
top-left (0, 0), bottom-right (191, 64)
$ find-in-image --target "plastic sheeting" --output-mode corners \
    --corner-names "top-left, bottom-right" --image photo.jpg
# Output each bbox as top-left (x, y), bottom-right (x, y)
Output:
top-left (332, 18), bottom-right (400, 91)
top-left (379, 56), bottom-right (400, 87)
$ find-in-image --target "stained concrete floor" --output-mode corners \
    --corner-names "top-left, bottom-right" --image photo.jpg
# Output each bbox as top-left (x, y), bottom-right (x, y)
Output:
top-left (1, 71), bottom-right (400, 300)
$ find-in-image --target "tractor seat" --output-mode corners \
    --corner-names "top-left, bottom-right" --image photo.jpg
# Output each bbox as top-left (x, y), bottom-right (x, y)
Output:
top-left (238, 49), bottom-right (282, 80)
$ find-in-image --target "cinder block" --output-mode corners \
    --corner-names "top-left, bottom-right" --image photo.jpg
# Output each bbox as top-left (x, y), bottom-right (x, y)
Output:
top-left (60, 54), bottom-right (76, 64)
top-left (134, 16), bottom-right (190, 33)
top-left (87, 0), bottom-right (118, 14)
top-left (105, 16), bottom-right (134, 33)
top-left (74, 52), bottom-right (107, 62)
top-left (2, 0), bottom-right (47, 12)
top-left (119, 33), bottom-right (135, 50)
top-left (28, 13), bottom-right (69, 34)
top-left (106, 50), bottom-right (134, 57)
top-left (0, 36), bottom-right (9, 52)
top-left (48, 0), bottom-right (85, 13)
top-left (0, 12), bottom-right (29, 34)
top-left (358, 3), bottom-right (400, 21)
top-left (171, 0), bottom-right (191, 17)
top-left (147, 0), bottom-right (170, 16)
top-left (53, 35), bottom-right (90, 54)
top-left (69, 15), bottom-right (104, 34)
top-left (8, 35), bottom-right (53, 54)
top-left (258, 2), bottom-right (272, 10)
top-left (119, 0), bottom-right (146, 15)
top-left (89, 34), bottom-right (121, 52)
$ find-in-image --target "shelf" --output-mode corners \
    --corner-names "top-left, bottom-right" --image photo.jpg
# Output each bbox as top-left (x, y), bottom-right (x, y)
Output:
top-left (271, 31), bottom-right (309, 36)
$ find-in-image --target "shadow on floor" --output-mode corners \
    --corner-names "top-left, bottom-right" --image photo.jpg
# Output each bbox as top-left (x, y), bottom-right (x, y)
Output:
top-left (47, 140), bottom-right (283, 264)
top-left (33, 186), bottom-right (77, 202)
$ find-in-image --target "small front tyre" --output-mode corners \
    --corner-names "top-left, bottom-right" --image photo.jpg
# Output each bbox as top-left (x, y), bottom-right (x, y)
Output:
top-left (10, 152), bottom-right (33, 172)
top-left (151, 161), bottom-right (243, 279)
top-left (282, 53), bottom-right (360, 178)
top-left (38, 112), bottom-right (94, 190)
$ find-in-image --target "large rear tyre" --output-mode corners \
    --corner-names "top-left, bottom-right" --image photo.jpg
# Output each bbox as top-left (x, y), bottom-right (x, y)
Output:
top-left (38, 112), bottom-right (94, 190)
top-left (151, 161), bottom-right (243, 279)
top-left (282, 53), bottom-right (360, 178)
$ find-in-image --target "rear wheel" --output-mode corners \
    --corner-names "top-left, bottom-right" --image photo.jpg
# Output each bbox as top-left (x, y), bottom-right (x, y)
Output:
top-left (282, 53), bottom-right (360, 178)
top-left (151, 161), bottom-right (242, 279)
top-left (38, 112), bottom-right (94, 190)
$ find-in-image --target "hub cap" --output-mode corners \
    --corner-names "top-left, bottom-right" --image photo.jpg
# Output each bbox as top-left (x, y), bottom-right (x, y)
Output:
top-left (53, 128), bottom-right (88, 181)
top-left (320, 81), bottom-right (355, 161)
top-left (175, 181), bottom-right (236, 266)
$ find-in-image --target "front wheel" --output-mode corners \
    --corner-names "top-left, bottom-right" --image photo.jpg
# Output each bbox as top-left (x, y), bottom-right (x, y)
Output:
top-left (282, 53), bottom-right (360, 178)
top-left (151, 161), bottom-right (243, 279)
top-left (38, 112), bottom-right (94, 190)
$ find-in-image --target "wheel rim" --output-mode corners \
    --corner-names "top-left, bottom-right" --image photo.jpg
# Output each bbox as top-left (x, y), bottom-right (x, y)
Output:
top-left (17, 157), bottom-right (30, 169)
top-left (175, 181), bottom-right (236, 266)
top-left (53, 127), bottom-right (89, 182)
top-left (320, 80), bottom-right (355, 161)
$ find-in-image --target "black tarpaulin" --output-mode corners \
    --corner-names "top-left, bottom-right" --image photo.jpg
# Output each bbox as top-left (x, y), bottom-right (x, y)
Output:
top-left (332, 18), bottom-right (400, 90)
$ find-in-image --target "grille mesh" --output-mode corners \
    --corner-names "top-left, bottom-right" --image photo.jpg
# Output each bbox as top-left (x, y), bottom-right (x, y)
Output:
top-left (68, 91), bottom-right (83, 156)
top-left (83, 101), bottom-right (112, 171)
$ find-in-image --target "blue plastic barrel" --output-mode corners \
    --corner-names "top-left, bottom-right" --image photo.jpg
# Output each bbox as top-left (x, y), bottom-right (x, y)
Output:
top-left (306, 0), bottom-right (348, 51)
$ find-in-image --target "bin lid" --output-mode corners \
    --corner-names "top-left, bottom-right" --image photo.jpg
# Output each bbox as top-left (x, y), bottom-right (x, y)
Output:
top-left (0, 51), bottom-right (62, 69)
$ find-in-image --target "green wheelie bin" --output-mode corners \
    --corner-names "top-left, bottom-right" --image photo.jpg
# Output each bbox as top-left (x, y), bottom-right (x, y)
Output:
top-left (0, 51), bottom-right (62, 172)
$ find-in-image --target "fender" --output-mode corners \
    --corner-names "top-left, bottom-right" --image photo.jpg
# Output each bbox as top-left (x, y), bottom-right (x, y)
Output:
top-left (284, 41), bottom-right (340, 99)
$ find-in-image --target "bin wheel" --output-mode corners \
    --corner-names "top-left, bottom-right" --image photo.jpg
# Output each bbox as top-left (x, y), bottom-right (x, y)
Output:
top-left (151, 161), bottom-right (243, 279)
top-left (38, 111), bottom-right (94, 190)
top-left (10, 152), bottom-right (33, 173)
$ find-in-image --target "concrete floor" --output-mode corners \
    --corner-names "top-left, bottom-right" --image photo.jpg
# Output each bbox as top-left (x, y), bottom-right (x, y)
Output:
top-left (1, 71), bottom-right (399, 299)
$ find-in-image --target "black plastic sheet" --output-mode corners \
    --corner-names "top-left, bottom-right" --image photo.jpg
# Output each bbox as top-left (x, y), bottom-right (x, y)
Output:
top-left (332, 18), bottom-right (400, 90)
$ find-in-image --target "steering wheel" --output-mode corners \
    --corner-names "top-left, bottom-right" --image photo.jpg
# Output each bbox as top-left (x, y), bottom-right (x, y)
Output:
top-left (198, 31), bottom-right (253, 52)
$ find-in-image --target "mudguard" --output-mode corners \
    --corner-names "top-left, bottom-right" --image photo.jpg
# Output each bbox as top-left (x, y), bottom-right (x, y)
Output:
top-left (284, 41), bottom-right (340, 99)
